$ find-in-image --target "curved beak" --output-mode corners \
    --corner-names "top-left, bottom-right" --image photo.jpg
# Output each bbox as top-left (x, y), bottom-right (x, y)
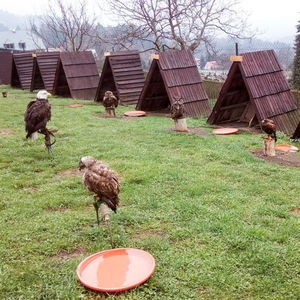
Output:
top-left (47, 93), bottom-right (52, 97)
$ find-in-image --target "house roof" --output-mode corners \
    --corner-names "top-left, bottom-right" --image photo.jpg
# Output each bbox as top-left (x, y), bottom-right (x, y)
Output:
top-left (136, 49), bottom-right (210, 117)
top-left (56, 51), bottom-right (99, 100)
top-left (95, 50), bottom-right (145, 105)
top-left (208, 50), bottom-right (299, 136)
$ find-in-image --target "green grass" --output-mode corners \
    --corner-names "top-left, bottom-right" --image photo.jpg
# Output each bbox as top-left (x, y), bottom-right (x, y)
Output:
top-left (0, 86), bottom-right (299, 300)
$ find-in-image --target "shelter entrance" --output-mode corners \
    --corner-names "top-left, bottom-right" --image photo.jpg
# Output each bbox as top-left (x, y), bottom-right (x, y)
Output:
top-left (214, 66), bottom-right (258, 127)
top-left (139, 62), bottom-right (170, 112)
top-left (54, 62), bottom-right (71, 97)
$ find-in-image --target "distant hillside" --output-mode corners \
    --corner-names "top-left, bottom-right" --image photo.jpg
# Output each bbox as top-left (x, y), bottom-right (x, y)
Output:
top-left (0, 10), bottom-right (29, 31)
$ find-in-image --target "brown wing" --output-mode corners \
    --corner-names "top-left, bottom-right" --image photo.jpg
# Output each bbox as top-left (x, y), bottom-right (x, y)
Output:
top-left (25, 99), bottom-right (51, 135)
top-left (112, 95), bottom-right (119, 108)
top-left (83, 161), bottom-right (120, 211)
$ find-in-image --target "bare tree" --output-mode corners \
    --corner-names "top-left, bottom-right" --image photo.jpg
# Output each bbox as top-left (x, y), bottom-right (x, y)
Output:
top-left (103, 0), bottom-right (253, 52)
top-left (30, 0), bottom-right (98, 51)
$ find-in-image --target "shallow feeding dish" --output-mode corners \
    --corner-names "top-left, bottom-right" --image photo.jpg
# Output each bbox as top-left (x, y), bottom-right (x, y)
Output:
top-left (275, 144), bottom-right (299, 152)
top-left (212, 128), bottom-right (239, 135)
top-left (68, 104), bottom-right (84, 108)
top-left (77, 248), bottom-right (155, 293)
top-left (124, 111), bottom-right (146, 117)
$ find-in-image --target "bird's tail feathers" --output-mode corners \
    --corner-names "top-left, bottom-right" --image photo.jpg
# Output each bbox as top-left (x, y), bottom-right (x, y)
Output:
top-left (26, 132), bottom-right (38, 139)
top-left (101, 195), bottom-right (119, 213)
top-left (271, 132), bottom-right (277, 142)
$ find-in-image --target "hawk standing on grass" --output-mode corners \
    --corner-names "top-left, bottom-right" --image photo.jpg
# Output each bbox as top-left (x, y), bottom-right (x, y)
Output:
top-left (261, 119), bottom-right (277, 142)
top-left (79, 156), bottom-right (120, 224)
top-left (103, 91), bottom-right (119, 117)
top-left (24, 90), bottom-right (55, 154)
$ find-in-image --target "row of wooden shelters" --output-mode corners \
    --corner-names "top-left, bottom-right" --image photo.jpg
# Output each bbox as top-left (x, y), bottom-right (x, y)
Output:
top-left (8, 51), bottom-right (99, 100)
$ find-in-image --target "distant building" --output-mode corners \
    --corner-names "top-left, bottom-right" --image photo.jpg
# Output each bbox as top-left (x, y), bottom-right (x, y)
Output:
top-left (0, 29), bottom-right (45, 51)
top-left (203, 61), bottom-right (219, 70)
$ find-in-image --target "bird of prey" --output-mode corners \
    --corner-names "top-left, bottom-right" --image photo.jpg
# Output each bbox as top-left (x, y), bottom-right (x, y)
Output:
top-left (24, 90), bottom-right (55, 154)
top-left (103, 91), bottom-right (119, 117)
top-left (261, 119), bottom-right (277, 142)
top-left (79, 156), bottom-right (120, 224)
top-left (170, 96), bottom-right (185, 120)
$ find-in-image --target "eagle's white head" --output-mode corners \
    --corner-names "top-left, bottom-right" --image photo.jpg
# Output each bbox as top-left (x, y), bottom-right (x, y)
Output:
top-left (37, 90), bottom-right (51, 100)
top-left (79, 156), bottom-right (96, 170)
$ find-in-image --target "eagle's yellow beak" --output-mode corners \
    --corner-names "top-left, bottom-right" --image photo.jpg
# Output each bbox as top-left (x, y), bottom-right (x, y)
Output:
top-left (47, 93), bottom-right (52, 97)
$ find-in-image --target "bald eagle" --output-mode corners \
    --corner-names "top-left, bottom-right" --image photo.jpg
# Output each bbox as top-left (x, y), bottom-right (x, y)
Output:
top-left (24, 90), bottom-right (55, 153)
top-left (261, 119), bottom-right (277, 142)
top-left (79, 156), bottom-right (120, 224)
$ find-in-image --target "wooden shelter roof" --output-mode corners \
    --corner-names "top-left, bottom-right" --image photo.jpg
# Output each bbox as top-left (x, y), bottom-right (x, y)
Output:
top-left (136, 50), bottom-right (210, 117)
top-left (11, 52), bottom-right (35, 89)
top-left (54, 51), bottom-right (99, 100)
top-left (31, 52), bottom-right (60, 93)
top-left (95, 51), bottom-right (145, 105)
top-left (208, 50), bottom-right (299, 136)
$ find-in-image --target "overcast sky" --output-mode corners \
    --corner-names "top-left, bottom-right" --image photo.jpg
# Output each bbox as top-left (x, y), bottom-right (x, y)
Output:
top-left (0, 0), bottom-right (299, 41)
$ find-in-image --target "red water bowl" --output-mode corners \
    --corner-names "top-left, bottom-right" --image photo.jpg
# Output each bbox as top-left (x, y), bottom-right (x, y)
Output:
top-left (212, 128), bottom-right (239, 135)
top-left (77, 248), bottom-right (155, 293)
top-left (275, 144), bottom-right (299, 152)
top-left (124, 111), bottom-right (146, 117)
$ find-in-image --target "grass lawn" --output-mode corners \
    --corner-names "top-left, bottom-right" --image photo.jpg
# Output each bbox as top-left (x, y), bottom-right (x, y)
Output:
top-left (0, 86), bottom-right (299, 300)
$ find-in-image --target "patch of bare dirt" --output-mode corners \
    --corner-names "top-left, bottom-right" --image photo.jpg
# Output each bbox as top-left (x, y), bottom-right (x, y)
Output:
top-left (133, 229), bottom-right (167, 241)
top-left (55, 247), bottom-right (87, 260)
top-left (58, 168), bottom-right (82, 177)
top-left (95, 113), bottom-right (135, 120)
top-left (169, 127), bottom-right (210, 137)
top-left (251, 149), bottom-right (300, 167)
top-left (0, 128), bottom-right (15, 136)
top-left (290, 208), bottom-right (300, 216)
top-left (24, 186), bottom-right (39, 191)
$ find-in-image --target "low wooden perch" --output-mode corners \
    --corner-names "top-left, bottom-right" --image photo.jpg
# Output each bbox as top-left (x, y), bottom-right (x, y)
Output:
top-left (100, 203), bottom-right (110, 222)
top-left (174, 118), bottom-right (188, 132)
top-left (105, 107), bottom-right (116, 117)
top-left (263, 137), bottom-right (276, 156)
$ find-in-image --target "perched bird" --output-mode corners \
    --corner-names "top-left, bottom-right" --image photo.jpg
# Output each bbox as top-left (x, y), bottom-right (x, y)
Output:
top-left (103, 91), bottom-right (119, 117)
top-left (2, 90), bottom-right (7, 98)
top-left (24, 90), bottom-right (55, 154)
top-left (261, 119), bottom-right (277, 142)
top-left (79, 156), bottom-right (120, 224)
top-left (170, 96), bottom-right (185, 120)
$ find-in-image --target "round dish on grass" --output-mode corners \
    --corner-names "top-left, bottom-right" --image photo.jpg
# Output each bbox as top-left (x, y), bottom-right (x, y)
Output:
top-left (77, 248), bottom-right (155, 293)
top-left (124, 111), bottom-right (146, 117)
top-left (212, 128), bottom-right (239, 135)
top-left (275, 144), bottom-right (299, 152)
top-left (68, 104), bottom-right (83, 108)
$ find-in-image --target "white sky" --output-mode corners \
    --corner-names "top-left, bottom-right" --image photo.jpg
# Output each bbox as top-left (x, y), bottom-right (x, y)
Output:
top-left (0, 0), bottom-right (299, 41)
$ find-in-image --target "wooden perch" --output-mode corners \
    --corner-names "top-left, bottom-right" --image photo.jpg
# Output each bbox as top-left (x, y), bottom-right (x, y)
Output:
top-left (263, 137), bottom-right (275, 156)
top-left (174, 118), bottom-right (188, 132)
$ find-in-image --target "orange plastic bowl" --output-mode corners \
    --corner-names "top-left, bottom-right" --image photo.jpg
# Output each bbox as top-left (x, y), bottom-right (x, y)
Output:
top-left (76, 248), bottom-right (155, 293)
top-left (68, 104), bottom-right (83, 108)
top-left (124, 111), bottom-right (146, 117)
top-left (212, 128), bottom-right (239, 135)
top-left (275, 144), bottom-right (299, 152)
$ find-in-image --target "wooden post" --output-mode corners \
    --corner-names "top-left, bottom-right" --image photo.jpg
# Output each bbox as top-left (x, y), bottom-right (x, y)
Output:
top-left (263, 137), bottom-right (275, 156)
top-left (105, 107), bottom-right (116, 117)
top-left (100, 203), bottom-right (110, 222)
top-left (174, 118), bottom-right (188, 132)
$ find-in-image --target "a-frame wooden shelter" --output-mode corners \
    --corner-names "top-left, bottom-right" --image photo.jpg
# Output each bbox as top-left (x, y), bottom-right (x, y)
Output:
top-left (31, 52), bottom-right (60, 93)
top-left (136, 50), bottom-right (211, 117)
top-left (95, 51), bottom-right (145, 105)
top-left (11, 52), bottom-right (35, 89)
top-left (53, 51), bottom-right (99, 100)
top-left (208, 50), bottom-right (299, 136)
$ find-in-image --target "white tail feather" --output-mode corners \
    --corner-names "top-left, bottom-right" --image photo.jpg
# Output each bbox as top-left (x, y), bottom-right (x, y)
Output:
top-left (30, 132), bottom-right (38, 140)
